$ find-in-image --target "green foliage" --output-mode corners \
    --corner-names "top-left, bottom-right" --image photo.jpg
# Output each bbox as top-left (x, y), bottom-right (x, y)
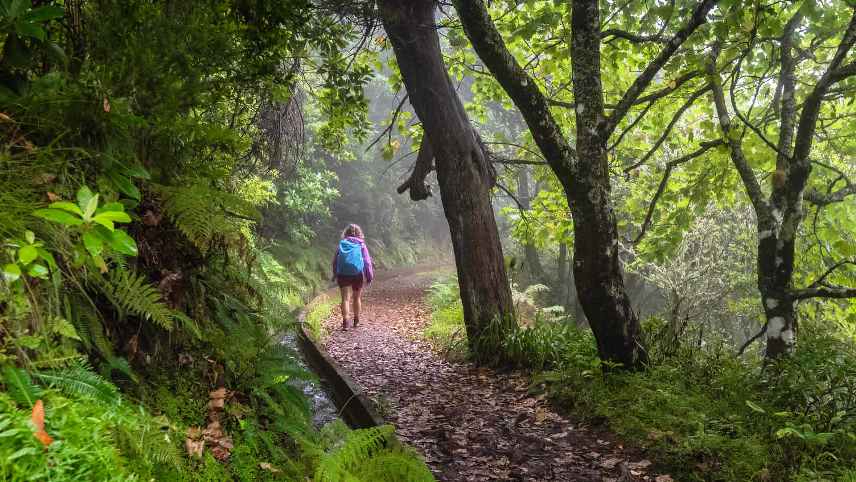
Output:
top-left (541, 325), bottom-right (856, 481)
top-left (33, 186), bottom-right (138, 271)
top-left (155, 182), bottom-right (259, 252)
top-left (96, 268), bottom-right (192, 333)
top-left (32, 361), bottom-right (120, 403)
top-left (424, 276), bottom-right (468, 360)
top-left (305, 295), bottom-right (336, 342)
top-left (315, 424), bottom-right (434, 482)
top-left (0, 366), bottom-right (41, 407)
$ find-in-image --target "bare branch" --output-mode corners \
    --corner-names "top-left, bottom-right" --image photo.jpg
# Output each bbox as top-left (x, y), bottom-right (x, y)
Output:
top-left (791, 285), bottom-right (856, 300)
top-left (396, 137), bottom-right (434, 201)
top-left (491, 158), bottom-right (548, 166)
top-left (804, 184), bottom-right (856, 206)
top-left (804, 260), bottom-right (856, 289)
top-left (608, 101), bottom-right (654, 151)
top-left (633, 70), bottom-right (702, 105)
top-left (600, 28), bottom-right (668, 44)
top-left (365, 94), bottom-right (409, 152)
top-left (737, 322), bottom-right (768, 356)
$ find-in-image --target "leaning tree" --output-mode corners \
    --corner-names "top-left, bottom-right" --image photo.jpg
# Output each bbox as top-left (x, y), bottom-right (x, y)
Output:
top-left (376, 0), bottom-right (517, 363)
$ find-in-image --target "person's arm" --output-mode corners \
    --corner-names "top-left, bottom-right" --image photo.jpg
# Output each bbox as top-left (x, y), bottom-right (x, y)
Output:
top-left (361, 244), bottom-right (374, 284)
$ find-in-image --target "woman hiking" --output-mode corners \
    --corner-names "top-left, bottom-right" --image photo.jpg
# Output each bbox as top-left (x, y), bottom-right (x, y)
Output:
top-left (332, 224), bottom-right (374, 331)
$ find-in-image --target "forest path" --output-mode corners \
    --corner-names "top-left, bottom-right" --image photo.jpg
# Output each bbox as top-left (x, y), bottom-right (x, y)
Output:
top-left (322, 269), bottom-right (661, 482)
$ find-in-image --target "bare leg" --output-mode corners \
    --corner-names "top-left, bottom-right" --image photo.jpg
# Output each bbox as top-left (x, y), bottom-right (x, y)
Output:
top-left (339, 286), bottom-right (350, 330)
top-left (352, 288), bottom-right (362, 326)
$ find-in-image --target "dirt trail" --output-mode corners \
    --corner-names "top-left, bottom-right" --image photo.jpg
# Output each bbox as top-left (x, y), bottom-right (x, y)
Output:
top-left (322, 270), bottom-right (659, 482)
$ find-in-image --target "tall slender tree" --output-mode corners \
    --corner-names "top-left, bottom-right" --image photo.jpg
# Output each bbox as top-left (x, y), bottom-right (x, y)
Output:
top-left (377, 0), bottom-right (516, 363)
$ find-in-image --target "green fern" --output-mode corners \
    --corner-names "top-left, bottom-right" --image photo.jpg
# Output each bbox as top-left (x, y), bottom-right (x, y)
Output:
top-left (1, 366), bottom-right (41, 407)
top-left (154, 183), bottom-right (259, 251)
top-left (314, 425), bottom-right (395, 482)
top-left (32, 362), bottom-right (120, 403)
top-left (351, 452), bottom-right (435, 482)
top-left (95, 268), bottom-right (189, 332)
top-left (65, 293), bottom-right (116, 358)
top-left (114, 416), bottom-right (182, 469)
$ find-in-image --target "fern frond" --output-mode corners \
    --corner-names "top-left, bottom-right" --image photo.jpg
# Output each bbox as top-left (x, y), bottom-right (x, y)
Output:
top-left (114, 416), bottom-right (181, 468)
top-left (33, 363), bottom-right (120, 403)
top-left (96, 269), bottom-right (186, 331)
top-left (154, 182), bottom-right (259, 251)
top-left (1, 366), bottom-right (41, 407)
top-left (351, 452), bottom-right (435, 482)
top-left (315, 425), bottom-right (395, 482)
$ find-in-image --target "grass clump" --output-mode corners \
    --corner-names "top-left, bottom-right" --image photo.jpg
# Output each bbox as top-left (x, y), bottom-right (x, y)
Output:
top-left (304, 295), bottom-right (337, 342)
top-left (424, 276), bottom-right (468, 361)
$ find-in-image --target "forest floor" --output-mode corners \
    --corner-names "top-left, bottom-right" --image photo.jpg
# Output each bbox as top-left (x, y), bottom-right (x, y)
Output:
top-left (322, 269), bottom-right (667, 482)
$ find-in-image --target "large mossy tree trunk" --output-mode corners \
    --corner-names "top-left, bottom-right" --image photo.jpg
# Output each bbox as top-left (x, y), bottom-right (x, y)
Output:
top-left (567, 0), bottom-right (646, 369)
top-left (378, 0), bottom-right (516, 364)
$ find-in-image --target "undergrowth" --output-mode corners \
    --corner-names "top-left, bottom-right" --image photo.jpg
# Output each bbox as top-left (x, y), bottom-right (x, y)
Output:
top-left (426, 276), bottom-right (856, 481)
top-left (304, 294), bottom-right (336, 342)
top-left (0, 1), bottom-right (434, 479)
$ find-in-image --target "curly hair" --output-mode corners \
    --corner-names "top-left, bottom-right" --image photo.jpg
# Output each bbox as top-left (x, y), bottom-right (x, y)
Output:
top-left (342, 223), bottom-right (364, 239)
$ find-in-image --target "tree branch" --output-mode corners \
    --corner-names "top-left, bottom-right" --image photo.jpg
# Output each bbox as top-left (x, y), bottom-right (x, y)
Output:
top-left (791, 11), bottom-right (856, 167)
top-left (600, 28), bottom-right (668, 44)
top-left (737, 322), bottom-right (768, 356)
top-left (804, 260), bottom-right (856, 289)
top-left (452, 0), bottom-right (577, 180)
top-left (707, 43), bottom-right (769, 218)
top-left (804, 184), bottom-right (856, 206)
top-left (396, 136), bottom-right (434, 201)
top-left (623, 85), bottom-right (711, 173)
top-left (365, 93), bottom-right (409, 152)
top-left (602, 0), bottom-right (718, 138)
top-left (491, 157), bottom-right (547, 166)
top-left (633, 70), bottom-right (702, 105)
top-left (633, 139), bottom-right (724, 244)
top-left (791, 285), bottom-right (856, 300)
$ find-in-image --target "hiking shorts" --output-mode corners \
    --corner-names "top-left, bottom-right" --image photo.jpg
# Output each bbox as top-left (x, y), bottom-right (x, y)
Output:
top-left (336, 274), bottom-right (364, 291)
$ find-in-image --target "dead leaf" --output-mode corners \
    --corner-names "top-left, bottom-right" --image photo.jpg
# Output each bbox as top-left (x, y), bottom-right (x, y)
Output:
top-left (103, 97), bottom-right (111, 113)
top-left (655, 476), bottom-right (675, 482)
top-left (46, 192), bottom-right (61, 202)
top-left (259, 462), bottom-right (281, 473)
top-left (31, 400), bottom-right (53, 447)
top-left (185, 436), bottom-right (204, 458)
top-left (33, 173), bottom-right (57, 185)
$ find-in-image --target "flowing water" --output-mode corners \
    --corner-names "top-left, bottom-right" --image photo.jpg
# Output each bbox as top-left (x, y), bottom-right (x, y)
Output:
top-left (280, 330), bottom-right (340, 427)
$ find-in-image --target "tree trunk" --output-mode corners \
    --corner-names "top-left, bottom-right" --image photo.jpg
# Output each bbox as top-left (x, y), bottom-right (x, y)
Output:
top-left (378, 0), bottom-right (516, 364)
top-left (568, 0), bottom-right (646, 369)
top-left (757, 201), bottom-right (799, 358)
top-left (453, 0), bottom-right (649, 369)
top-left (517, 166), bottom-right (546, 285)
